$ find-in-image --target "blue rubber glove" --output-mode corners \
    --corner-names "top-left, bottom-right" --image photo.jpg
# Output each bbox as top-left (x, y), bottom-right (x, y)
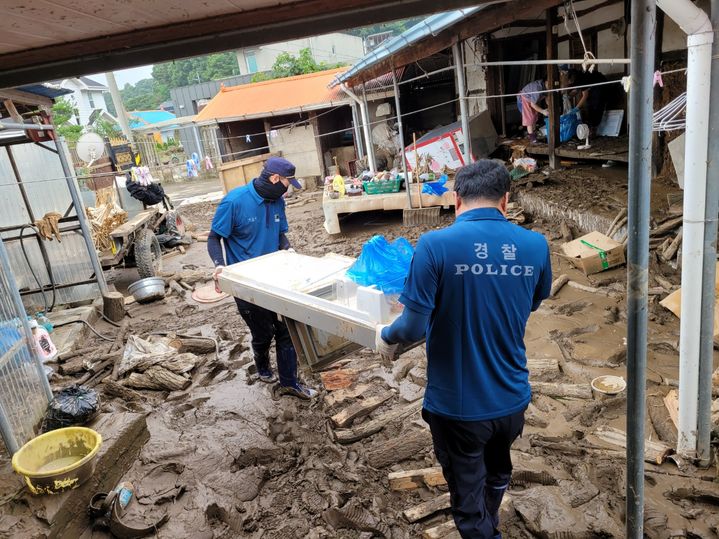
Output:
top-left (570, 107), bottom-right (579, 114)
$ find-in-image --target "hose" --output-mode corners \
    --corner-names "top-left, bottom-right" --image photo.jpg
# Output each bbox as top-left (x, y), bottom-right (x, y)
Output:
top-left (53, 319), bottom-right (115, 342)
top-left (19, 224), bottom-right (58, 312)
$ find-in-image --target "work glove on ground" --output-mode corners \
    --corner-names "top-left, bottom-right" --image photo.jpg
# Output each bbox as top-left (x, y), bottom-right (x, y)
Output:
top-left (375, 324), bottom-right (399, 363)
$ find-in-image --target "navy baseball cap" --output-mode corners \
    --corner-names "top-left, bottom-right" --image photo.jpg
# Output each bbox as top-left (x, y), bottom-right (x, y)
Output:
top-left (264, 157), bottom-right (302, 189)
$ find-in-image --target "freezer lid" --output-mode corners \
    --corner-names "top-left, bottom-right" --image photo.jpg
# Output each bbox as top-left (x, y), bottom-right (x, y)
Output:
top-left (218, 251), bottom-right (382, 349)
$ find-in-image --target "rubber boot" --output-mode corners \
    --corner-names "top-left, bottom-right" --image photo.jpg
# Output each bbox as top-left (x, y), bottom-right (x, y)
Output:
top-left (485, 484), bottom-right (507, 537)
top-left (276, 346), bottom-right (317, 400)
top-left (253, 350), bottom-right (275, 382)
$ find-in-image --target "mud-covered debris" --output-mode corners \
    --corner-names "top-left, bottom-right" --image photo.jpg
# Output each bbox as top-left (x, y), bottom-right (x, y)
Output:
top-left (323, 502), bottom-right (390, 537)
top-left (510, 470), bottom-right (558, 488)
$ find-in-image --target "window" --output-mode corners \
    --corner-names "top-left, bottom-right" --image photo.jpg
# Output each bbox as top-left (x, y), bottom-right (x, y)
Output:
top-left (246, 51), bottom-right (258, 74)
top-left (88, 93), bottom-right (95, 108)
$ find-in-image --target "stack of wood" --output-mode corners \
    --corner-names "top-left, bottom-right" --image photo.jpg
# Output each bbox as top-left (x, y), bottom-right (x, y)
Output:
top-left (650, 215), bottom-right (683, 264)
top-left (86, 187), bottom-right (127, 251)
top-left (506, 202), bottom-right (525, 225)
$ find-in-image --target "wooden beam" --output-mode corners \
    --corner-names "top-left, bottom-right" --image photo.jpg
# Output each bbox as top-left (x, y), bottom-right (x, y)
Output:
top-left (404, 493), bottom-right (451, 523)
top-left (0, 0), bottom-right (496, 87)
top-left (546, 7), bottom-right (559, 169)
top-left (0, 89), bottom-right (53, 108)
top-left (345, 0), bottom-right (565, 86)
top-left (334, 399), bottom-right (422, 444)
top-left (330, 392), bottom-right (393, 428)
top-left (388, 467), bottom-right (446, 491)
top-left (423, 520), bottom-right (460, 539)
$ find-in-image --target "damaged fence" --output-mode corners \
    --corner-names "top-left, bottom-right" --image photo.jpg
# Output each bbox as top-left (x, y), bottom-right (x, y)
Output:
top-left (0, 237), bottom-right (52, 455)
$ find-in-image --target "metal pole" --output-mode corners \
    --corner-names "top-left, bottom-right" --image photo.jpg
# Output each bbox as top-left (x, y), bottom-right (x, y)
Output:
top-left (392, 68), bottom-right (411, 208)
top-left (106, 71), bottom-right (134, 143)
top-left (0, 121), bottom-right (56, 131)
top-left (56, 137), bottom-right (109, 296)
top-left (351, 101), bottom-right (365, 158)
top-left (626, 0), bottom-right (655, 536)
top-left (0, 237), bottom-right (53, 403)
top-left (453, 42), bottom-right (472, 165)
top-left (697, 0), bottom-right (719, 467)
top-left (192, 126), bottom-right (203, 158)
top-left (361, 84), bottom-right (377, 172)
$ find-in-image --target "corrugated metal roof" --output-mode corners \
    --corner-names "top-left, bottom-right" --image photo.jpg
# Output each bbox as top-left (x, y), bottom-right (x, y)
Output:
top-left (195, 67), bottom-right (351, 124)
top-left (129, 110), bottom-right (177, 128)
top-left (331, 7), bottom-right (483, 87)
top-left (16, 84), bottom-right (72, 99)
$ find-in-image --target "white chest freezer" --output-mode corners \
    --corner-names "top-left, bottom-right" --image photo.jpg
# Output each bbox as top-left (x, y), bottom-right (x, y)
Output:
top-left (218, 251), bottom-right (413, 370)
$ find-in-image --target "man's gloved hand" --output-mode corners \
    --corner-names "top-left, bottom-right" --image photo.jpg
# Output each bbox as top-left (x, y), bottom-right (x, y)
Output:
top-left (213, 266), bottom-right (224, 294)
top-left (541, 109), bottom-right (549, 116)
top-left (375, 324), bottom-right (399, 362)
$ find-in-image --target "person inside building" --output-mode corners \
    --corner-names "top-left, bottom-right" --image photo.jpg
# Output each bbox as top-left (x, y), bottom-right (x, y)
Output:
top-left (516, 79), bottom-right (549, 144)
top-left (374, 160), bottom-right (552, 538)
top-left (207, 157), bottom-right (317, 400)
top-left (564, 67), bottom-right (608, 131)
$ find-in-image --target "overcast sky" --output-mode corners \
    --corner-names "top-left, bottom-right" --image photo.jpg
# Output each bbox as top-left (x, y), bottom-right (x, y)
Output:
top-left (90, 65), bottom-right (154, 88)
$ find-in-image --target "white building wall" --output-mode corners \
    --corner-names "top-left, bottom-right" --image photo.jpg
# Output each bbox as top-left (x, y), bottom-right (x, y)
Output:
top-left (267, 123), bottom-right (322, 178)
top-left (236, 33), bottom-right (364, 75)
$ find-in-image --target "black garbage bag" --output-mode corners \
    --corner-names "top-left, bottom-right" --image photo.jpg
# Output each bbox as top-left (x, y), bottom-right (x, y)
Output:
top-left (41, 386), bottom-right (100, 432)
top-left (126, 181), bottom-right (166, 206)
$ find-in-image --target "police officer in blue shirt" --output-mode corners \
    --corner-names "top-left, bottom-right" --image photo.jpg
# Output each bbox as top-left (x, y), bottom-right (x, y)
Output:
top-left (375, 160), bottom-right (552, 538)
top-left (208, 157), bottom-right (317, 400)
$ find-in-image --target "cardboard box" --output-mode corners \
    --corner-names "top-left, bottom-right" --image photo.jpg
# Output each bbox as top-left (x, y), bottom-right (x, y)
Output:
top-left (561, 231), bottom-right (625, 275)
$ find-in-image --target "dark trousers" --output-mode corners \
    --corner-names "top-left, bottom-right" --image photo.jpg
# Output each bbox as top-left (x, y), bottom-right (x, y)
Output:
top-left (422, 408), bottom-right (525, 539)
top-left (235, 298), bottom-right (296, 386)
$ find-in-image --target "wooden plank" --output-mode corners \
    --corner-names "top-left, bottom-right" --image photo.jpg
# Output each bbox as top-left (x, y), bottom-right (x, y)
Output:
top-left (403, 493), bottom-right (451, 523)
top-left (550, 274), bottom-right (570, 297)
top-left (110, 210), bottom-right (155, 238)
top-left (367, 429), bottom-right (433, 468)
top-left (324, 383), bottom-right (371, 407)
top-left (330, 392), bottom-right (393, 428)
top-left (593, 425), bottom-right (674, 464)
top-left (388, 467), bottom-right (446, 491)
top-left (334, 399), bottom-right (423, 444)
top-left (527, 358), bottom-right (560, 378)
top-left (663, 389), bottom-right (680, 431)
top-left (530, 381), bottom-right (593, 399)
top-left (423, 520), bottom-right (461, 539)
top-left (320, 368), bottom-right (358, 391)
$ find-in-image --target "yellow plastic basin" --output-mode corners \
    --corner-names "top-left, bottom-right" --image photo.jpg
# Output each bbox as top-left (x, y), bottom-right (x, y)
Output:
top-left (11, 427), bottom-right (102, 495)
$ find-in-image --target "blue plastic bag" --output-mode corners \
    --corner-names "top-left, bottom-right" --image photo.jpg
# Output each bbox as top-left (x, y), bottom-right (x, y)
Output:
top-left (422, 174), bottom-right (449, 196)
top-left (544, 111), bottom-right (579, 143)
top-left (346, 235), bottom-right (414, 294)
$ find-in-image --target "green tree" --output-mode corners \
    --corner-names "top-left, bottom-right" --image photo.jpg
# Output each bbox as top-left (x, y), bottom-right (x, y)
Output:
top-left (90, 118), bottom-right (120, 139)
top-left (252, 48), bottom-right (347, 82)
top-left (51, 97), bottom-right (83, 143)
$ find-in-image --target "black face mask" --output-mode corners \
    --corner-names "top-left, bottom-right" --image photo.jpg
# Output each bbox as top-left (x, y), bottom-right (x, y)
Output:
top-left (254, 176), bottom-right (288, 201)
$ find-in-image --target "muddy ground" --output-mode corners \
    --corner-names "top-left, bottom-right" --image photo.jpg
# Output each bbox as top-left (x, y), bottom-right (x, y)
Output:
top-left (2, 163), bottom-right (718, 539)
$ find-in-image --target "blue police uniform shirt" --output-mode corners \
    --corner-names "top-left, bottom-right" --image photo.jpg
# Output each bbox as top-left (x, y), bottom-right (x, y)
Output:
top-left (400, 207), bottom-right (552, 421)
top-left (210, 181), bottom-right (288, 264)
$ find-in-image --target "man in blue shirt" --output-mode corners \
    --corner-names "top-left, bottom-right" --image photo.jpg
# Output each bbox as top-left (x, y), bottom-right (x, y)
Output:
top-left (207, 157), bottom-right (317, 400)
top-left (375, 160), bottom-right (552, 538)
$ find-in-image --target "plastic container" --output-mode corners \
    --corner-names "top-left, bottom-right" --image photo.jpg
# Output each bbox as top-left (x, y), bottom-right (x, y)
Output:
top-left (12, 427), bottom-right (103, 495)
top-left (591, 375), bottom-right (626, 395)
top-left (29, 320), bottom-right (57, 362)
top-left (363, 179), bottom-right (401, 195)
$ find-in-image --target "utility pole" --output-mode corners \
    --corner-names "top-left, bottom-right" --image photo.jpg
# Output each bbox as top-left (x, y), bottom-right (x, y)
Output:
top-left (105, 71), bottom-right (134, 143)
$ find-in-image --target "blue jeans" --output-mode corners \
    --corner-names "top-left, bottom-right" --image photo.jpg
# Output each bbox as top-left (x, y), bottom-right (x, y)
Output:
top-left (422, 408), bottom-right (525, 538)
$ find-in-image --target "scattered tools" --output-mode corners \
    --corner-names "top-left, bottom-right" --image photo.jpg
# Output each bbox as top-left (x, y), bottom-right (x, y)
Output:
top-left (89, 487), bottom-right (169, 538)
top-left (403, 133), bottom-right (441, 226)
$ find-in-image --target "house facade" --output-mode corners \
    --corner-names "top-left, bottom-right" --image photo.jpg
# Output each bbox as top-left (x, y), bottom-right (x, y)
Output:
top-left (53, 76), bottom-right (109, 126)
top-left (235, 33), bottom-right (364, 75)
